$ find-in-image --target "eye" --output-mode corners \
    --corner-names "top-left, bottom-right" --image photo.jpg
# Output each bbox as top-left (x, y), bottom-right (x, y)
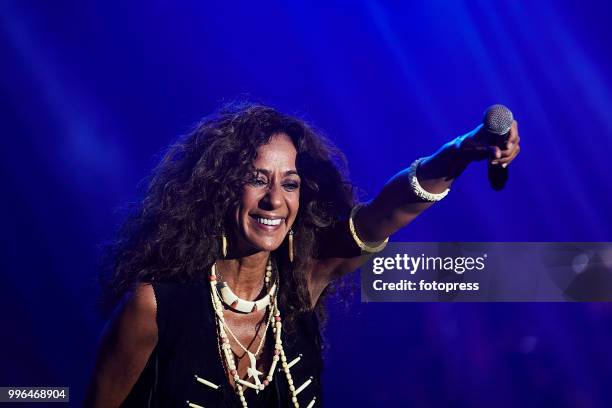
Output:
top-left (249, 178), bottom-right (268, 187)
top-left (245, 172), bottom-right (268, 187)
top-left (283, 181), bottom-right (300, 191)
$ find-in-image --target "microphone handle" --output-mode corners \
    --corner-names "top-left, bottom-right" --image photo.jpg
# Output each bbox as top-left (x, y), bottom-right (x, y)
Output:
top-left (487, 131), bottom-right (509, 191)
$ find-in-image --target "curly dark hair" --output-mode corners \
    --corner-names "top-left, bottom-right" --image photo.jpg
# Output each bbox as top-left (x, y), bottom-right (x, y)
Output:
top-left (99, 102), bottom-right (355, 330)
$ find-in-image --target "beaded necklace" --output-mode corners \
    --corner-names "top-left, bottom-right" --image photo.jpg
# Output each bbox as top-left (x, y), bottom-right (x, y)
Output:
top-left (209, 257), bottom-right (304, 407)
top-left (215, 257), bottom-right (276, 313)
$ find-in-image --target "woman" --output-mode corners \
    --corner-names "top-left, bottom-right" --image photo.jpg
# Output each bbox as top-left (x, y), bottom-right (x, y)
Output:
top-left (85, 102), bottom-right (520, 407)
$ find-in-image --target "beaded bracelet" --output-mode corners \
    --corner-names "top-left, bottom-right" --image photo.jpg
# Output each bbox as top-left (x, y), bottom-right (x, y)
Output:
top-left (349, 204), bottom-right (389, 253)
top-left (407, 157), bottom-right (450, 202)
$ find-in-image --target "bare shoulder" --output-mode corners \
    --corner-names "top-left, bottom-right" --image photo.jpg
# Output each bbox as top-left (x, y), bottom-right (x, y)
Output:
top-left (126, 283), bottom-right (157, 317)
top-left (118, 282), bottom-right (158, 342)
top-left (84, 283), bottom-right (158, 407)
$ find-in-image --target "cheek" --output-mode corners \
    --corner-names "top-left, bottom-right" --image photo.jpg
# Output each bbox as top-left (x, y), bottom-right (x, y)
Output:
top-left (234, 190), bottom-right (253, 225)
top-left (240, 188), bottom-right (260, 212)
top-left (288, 193), bottom-right (300, 222)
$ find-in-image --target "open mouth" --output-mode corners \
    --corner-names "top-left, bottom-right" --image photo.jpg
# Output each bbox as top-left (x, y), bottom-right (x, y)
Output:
top-left (250, 214), bottom-right (285, 227)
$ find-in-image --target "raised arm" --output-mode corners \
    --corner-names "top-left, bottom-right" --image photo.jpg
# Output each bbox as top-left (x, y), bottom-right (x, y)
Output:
top-left (355, 121), bottom-right (520, 242)
top-left (310, 121), bottom-right (520, 298)
top-left (84, 284), bottom-right (158, 408)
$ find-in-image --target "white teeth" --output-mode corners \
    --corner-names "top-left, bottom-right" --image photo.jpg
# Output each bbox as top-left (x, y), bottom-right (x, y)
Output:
top-left (256, 217), bottom-right (282, 226)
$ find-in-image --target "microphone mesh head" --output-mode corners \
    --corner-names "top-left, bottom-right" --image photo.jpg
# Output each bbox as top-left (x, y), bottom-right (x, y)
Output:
top-left (483, 104), bottom-right (513, 135)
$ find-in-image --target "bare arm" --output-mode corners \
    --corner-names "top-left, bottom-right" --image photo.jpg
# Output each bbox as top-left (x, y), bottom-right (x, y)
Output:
top-left (309, 121), bottom-right (521, 299)
top-left (354, 139), bottom-right (464, 243)
top-left (84, 284), bottom-right (158, 408)
top-left (357, 122), bottom-right (520, 242)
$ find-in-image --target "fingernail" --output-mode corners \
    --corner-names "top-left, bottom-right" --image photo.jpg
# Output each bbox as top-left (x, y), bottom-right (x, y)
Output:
top-left (502, 163), bottom-right (508, 168)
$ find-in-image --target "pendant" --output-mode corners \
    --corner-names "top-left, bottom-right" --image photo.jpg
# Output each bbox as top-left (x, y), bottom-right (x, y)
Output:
top-left (217, 282), bottom-right (275, 314)
top-left (246, 351), bottom-right (263, 393)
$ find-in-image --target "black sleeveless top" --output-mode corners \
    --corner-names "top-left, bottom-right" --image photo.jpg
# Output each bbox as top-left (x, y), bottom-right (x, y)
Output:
top-left (121, 281), bottom-right (324, 407)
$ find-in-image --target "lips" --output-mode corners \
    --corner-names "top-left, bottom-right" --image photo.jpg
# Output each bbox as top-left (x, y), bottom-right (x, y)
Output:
top-left (250, 214), bottom-right (285, 231)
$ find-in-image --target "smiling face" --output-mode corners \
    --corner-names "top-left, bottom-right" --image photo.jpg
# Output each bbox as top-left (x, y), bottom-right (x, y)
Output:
top-left (230, 133), bottom-right (300, 254)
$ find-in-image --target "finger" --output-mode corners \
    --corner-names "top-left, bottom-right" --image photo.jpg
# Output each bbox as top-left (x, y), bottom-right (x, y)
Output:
top-left (489, 146), bottom-right (502, 161)
top-left (507, 145), bottom-right (520, 164)
top-left (493, 145), bottom-right (520, 167)
top-left (499, 121), bottom-right (518, 150)
top-left (501, 147), bottom-right (514, 159)
top-left (506, 121), bottom-right (519, 147)
top-left (505, 135), bottom-right (520, 153)
top-left (491, 143), bottom-right (520, 164)
top-left (494, 130), bottom-right (520, 160)
top-left (491, 144), bottom-right (516, 162)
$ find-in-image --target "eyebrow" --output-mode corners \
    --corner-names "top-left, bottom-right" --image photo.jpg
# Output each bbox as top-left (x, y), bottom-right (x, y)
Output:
top-left (254, 168), bottom-right (300, 177)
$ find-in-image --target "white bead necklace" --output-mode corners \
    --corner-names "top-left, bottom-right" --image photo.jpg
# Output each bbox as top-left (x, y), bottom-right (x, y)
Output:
top-left (215, 258), bottom-right (275, 313)
top-left (209, 258), bottom-right (303, 408)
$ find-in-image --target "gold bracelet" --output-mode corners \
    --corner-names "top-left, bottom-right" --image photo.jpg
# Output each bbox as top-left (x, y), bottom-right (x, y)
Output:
top-left (348, 204), bottom-right (389, 253)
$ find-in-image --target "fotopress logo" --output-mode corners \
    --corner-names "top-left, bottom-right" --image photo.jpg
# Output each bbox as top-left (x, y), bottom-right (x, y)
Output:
top-left (363, 242), bottom-right (612, 302)
top-left (371, 253), bottom-right (488, 275)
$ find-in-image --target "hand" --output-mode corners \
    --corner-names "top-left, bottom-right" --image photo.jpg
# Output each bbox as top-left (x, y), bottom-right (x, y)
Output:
top-left (456, 121), bottom-right (521, 168)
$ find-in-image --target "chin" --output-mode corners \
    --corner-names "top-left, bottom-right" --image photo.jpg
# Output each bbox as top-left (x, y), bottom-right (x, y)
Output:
top-left (246, 236), bottom-right (283, 252)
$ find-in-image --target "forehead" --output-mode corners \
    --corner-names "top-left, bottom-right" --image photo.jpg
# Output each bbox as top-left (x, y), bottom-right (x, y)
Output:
top-left (253, 133), bottom-right (297, 170)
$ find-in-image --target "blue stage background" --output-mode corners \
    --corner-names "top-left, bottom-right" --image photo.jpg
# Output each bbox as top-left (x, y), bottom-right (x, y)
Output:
top-left (2, 1), bottom-right (612, 406)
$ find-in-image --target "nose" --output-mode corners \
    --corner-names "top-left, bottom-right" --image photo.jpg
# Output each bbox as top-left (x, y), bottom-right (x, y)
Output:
top-left (261, 183), bottom-right (283, 210)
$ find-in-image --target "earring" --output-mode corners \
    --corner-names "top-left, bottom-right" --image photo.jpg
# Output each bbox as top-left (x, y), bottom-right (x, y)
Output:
top-left (221, 233), bottom-right (228, 258)
top-left (288, 229), bottom-right (294, 262)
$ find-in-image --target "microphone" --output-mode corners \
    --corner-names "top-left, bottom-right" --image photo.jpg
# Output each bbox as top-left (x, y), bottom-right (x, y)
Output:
top-left (483, 104), bottom-right (514, 191)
